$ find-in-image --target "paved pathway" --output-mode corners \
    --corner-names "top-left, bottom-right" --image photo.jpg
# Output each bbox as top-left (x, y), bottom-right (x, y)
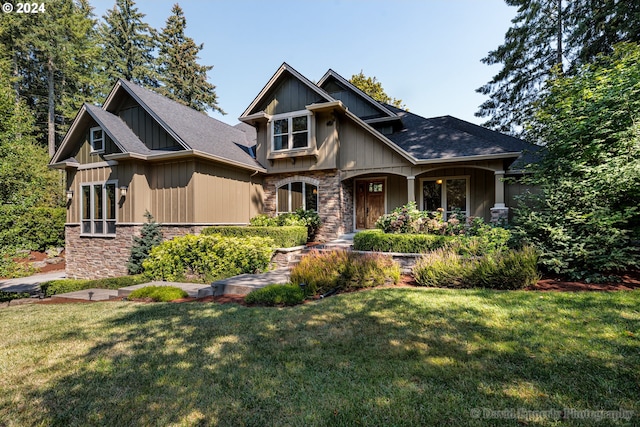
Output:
top-left (0, 271), bottom-right (65, 294)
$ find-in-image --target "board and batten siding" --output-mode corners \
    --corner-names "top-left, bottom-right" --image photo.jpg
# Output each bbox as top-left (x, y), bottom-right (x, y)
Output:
top-left (256, 75), bottom-right (324, 116)
top-left (118, 106), bottom-right (182, 150)
top-left (148, 160), bottom-right (195, 224)
top-left (338, 119), bottom-right (408, 171)
top-left (72, 125), bottom-right (121, 165)
top-left (192, 161), bottom-right (263, 224)
top-left (325, 89), bottom-right (385, 119)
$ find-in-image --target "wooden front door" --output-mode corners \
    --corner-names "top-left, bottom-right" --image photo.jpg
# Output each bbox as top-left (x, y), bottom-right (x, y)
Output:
top-left (356, 180), bottom-right (385, 229)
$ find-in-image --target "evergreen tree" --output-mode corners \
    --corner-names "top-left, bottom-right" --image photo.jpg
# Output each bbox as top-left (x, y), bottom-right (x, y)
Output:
top-left (157, 4), bottom-right (223, 113)
top-left (127, 211), bottom-right (163, 275)
top-left (99, 0), bottom-right (158, 89)
top-left (349, 71), bottom-right (406, 109)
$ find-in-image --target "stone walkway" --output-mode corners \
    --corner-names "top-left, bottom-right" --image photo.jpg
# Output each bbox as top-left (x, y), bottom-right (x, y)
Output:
top-left (6, 233), bottom-right (356, 302)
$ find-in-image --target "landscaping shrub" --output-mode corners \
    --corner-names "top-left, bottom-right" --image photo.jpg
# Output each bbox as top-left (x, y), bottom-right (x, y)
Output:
top-left (142, 234), bottom-right (274, 283)
top-left (40, 275), bottom-right (148, 297)
top-left (413, 246), bottom-right (540, 290)
top-left (249, 209), bottom-right (321, 241)
top-left (375, 202), bottom-right (467, 235)
top-left (0, 290), bottom-right (31, 302)
top-left (0, 206), bottom-right (65, 251)
top-left (0, 249), bottom-right (35, 279)
top-left (127, 211), bottom-right (163, 275)
top-left (289, 250), bottom-right (400, 296)
top-left (127, 285), bottom-right (188, 302)
top-left (354, 229), bottom-right (452, 253)
top-left (244, 283), bottom-right (305, 306)
top-left (202, 225), bottom-right (307, 248)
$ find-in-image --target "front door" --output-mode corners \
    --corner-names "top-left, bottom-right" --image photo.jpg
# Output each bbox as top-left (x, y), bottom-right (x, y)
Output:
top-left (356, 180), bottom-right (385, 229)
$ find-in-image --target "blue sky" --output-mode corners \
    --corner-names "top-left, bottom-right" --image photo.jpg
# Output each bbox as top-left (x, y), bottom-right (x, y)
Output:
top-left (92, 0), bottom-right (516, 126)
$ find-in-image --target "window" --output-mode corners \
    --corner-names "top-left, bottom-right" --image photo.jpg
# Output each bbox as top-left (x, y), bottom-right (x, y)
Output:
top-left (422, 177), bottom-right (469, 218)
top-left (90, 126), bottom-right (104, 152)
top-left (271, 112), bottom-right (310, 151)
top-left (81, 181), bottom-right (117, 235)
top-left (277, 182), bottom-right (318, 213)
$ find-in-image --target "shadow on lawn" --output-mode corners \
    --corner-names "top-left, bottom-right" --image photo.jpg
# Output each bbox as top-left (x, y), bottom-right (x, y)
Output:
top-left (26, 289), bottom-right (639, 426)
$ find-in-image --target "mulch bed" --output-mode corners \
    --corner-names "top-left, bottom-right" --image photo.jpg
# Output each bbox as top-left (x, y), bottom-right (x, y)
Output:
top-left (528, 270), bottom-right (640, 292)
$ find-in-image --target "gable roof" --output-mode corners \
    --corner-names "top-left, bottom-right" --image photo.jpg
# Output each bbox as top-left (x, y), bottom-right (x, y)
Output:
top-left (52, 80), bottom-right (266, 172)
top-left (240, 62), bottom-right (336, 119)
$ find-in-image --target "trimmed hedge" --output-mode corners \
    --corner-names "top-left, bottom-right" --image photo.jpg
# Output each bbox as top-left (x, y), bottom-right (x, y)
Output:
top-left (413, 246), bottom-right (540, 290)
top-left (202, 226), bottom-right (307, 248)
top-left (143, 234), bottom-right (274, 283)
top-left (128, 285), bottom-right (188, 302)
top-left (245, 283), bottom-right (305, 306)
top-left (40, 275), bottom-right (148, 297)
top-left (353, 229), bottom-right (453, 253)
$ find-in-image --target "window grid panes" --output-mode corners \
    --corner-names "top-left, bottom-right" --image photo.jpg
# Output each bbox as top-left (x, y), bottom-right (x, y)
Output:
top-left (276, 182), bottom-right (318, 213)
top-left (271, 114), bottom-right (309, 151)
top-left (81, 181), bottom-right (117, 235)
top-left (90, 127), bottom-right (104, 152)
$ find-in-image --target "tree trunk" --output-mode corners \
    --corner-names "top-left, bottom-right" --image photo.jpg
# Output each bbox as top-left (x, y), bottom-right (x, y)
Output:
top-left (48, 57), bottom-right (55, 158)
top-left (556, 0), bottom-right (563, 71)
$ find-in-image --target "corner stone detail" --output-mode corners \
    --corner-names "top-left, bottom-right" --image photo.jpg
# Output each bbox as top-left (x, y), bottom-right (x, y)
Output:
top-left (490, 206), bottom-right (509, 224)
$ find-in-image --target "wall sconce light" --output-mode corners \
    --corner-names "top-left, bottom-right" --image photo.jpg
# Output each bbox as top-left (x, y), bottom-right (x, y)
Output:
top-left (119, 186), bottom-right (128, 197)
top-left (436, 179), bottom-right (443, 185)
top-left (66, 190), bottom-right (74, 200)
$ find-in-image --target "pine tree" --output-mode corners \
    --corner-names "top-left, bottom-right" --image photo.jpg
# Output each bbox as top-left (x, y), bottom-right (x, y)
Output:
top-left (127, 211), bottom-right (163, 275)
top-left (349, 71), bottom-right (406, 109)
top-left (99, 0), bottom-right (158, 89)
top-left (157, 4), bottom-right (223, 113)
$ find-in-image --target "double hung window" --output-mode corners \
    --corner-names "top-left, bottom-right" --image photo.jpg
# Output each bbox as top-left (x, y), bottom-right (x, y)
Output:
top-left (90, 127), bottom-right (104, 152)
top-left (272, 112), bottom-right (310, 151)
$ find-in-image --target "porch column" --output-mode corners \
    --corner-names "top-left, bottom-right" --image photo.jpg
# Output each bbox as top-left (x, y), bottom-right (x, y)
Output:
top-left (407, 176), bottom-right (415, 203)
top-left (491, 170), bottom-right (509, 223)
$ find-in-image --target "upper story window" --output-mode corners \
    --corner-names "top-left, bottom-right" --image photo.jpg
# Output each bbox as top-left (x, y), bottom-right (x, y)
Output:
top-left (81, 181), bottom-right (117, 236)
top-left (271, 111), bottom-right (310, 151)
top-left (90, 126), bottom-right (104, 153)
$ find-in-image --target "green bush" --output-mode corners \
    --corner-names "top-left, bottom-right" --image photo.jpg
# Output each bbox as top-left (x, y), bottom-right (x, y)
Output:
top-left (0, 206), bottom-right (65, 251)
top-left (354, 229), bottom-right (453, 253)
top-left (249, 209), bottom-right (322, 241)
top-left (40, 275), bottom-right (148, 297)
top-left (244, 283), bottom-right (305, 306)
top-left (0, 290), bottom-right (31, 302)
top-left (127, 285), bottom-right (188, 302)
top-left (202, 226), bottom-right (307, 248)
top-left (142, 234), bottom-right (274, 283)
top-left (413, 246), bottom-right (540, 290)
top-left (0, 249), bottom-right (35, 279)
top-left (289, 250), bottom-right (400, 296)
top-left (127, 211), bottom-right (163, 275)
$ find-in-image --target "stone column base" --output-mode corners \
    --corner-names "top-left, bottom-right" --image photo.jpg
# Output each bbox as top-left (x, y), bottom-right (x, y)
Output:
top-left (490, 206), bottom-right (509, 224)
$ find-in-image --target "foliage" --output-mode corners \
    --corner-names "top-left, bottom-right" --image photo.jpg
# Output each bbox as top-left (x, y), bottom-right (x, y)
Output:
top-left (142, 235), bottom-right (274, 283)
top-left (202, 226), bottom-right (306, 248)
top-left (0, 206), bottom-right (65, 251)
top-left (99, 0), bottom-right (158, 89)
top-left (349, 71), bottom-right (406, 109)
top-left (40, 275), bottom-right (148, 297)
top-left (354, 229), bottom-right (452, 253)
top-left (513, 43), bottom-right (640, 280)
top-left (289, 250), bottom-right (400, 296)
top-left (157, 4), bottom-right (223, 114)
top-left (249, 209), bottom-right (321, 242)
top-left (413, 246), bottom-right (540, 290)
top-left (476, 0), bottom-right (640, 135)
top-left (244, 284), bottom-right (305, 306)
top-left (375, 202), bottom-right (466, 235)
top-left (127, 211), bottom-right (163, 275)
top-left (0, 249), bottom-right (35, 279)
top-left (127, 285), bottom-right (187, 302)
top-left (0, 291), bottom-right (31, 303)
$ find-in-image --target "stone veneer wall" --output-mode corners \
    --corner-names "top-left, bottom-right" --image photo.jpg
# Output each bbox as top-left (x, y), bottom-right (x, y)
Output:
top-left (65, 224), bottom-right (209, 279)
top-left (263, 170), bottom-right (354, 242)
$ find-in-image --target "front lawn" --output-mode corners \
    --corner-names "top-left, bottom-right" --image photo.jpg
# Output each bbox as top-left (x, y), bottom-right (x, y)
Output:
top-left (0, 289), bottom-right (638, 426)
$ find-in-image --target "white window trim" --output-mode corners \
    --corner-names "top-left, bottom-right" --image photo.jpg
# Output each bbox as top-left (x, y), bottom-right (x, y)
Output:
top-left (276, 181), bottom-right (318, 213)
top-left (90, 126), bottom-right (104, 153)
top-left (419, 176), bottom-right (470, 219)
top-left (270, 110), bottom-right (312, 152)
top-left (80, 180), bottom-right (118, 237)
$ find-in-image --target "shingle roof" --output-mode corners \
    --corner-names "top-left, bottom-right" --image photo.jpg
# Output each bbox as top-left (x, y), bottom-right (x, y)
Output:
top-left (384, 108), bottom-right (535, 162)
top-left (117, 80), bottom-right (264, 170)
top-left (85, 104), bottom-right (152, 156)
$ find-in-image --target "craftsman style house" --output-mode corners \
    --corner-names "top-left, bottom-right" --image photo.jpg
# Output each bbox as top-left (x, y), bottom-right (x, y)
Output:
top-left (51, 63), bottom-right (535, 279)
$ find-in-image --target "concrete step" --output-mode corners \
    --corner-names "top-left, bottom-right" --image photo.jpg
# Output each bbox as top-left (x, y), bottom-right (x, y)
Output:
top-left (210, 268), bottom-right (291, 296)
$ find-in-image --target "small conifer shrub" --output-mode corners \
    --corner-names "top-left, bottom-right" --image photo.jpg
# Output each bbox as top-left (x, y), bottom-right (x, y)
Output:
top-left (127, 211), bottom-right (163, 275)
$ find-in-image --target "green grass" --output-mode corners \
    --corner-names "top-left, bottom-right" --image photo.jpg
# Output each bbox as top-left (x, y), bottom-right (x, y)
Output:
top-left (0, 289), bottom-right (638, 426)
top-left (41, 275), bottom-right (148, 297)
top-left (128, 285), bottom-right (188, 302)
